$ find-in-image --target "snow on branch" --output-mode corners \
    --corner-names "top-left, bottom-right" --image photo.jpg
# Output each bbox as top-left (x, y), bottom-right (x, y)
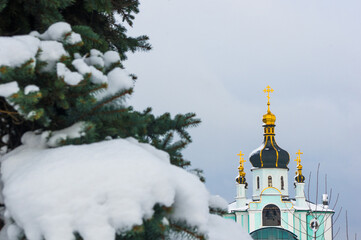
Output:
top-left (1, 136), bottom-right (251, 240)
top-left (0, 22), bottom-right (133, 115)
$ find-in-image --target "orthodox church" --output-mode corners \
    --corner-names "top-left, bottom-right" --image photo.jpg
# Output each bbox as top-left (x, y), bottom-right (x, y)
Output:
top-left (224, 86), bottom-right (334, 240)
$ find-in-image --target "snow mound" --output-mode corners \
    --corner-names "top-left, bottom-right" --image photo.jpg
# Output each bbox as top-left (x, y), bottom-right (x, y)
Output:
top-left (207, 215), bottom-right (250, 239)
top-left (0, 36), bottom-right (40, 67)
top-left (1, 136), bottom-right (251, 240)
top-left (0, 82), bottom-right (19, 98)
top-left (103, 51), bottom-right (120, 69)
top-left (39, 22), bottom-right (72, 41)
top-left (47, 122), bottom-right (87, 147)
top-left (38, 41), bottom-right (68, 72)
top-left (72, 58), bottom-right (107, 84)
top-left (38, 22), bottom-right (81, 45)
top-left (24, 85), bottom-right (39, 95)
top-left (95, 68), bottom-right (134, 100)
top-left (209, 195), bottom-right (228, 211)
top-left (56, 63), bottom-right (83, 86)
top-left (85, 49), bottom-right (104, 67)
top-left (0, 25), bottom-right (70, 73)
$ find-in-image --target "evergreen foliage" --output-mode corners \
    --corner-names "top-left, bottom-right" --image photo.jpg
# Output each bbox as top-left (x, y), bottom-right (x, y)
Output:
top-left (0, 0), bottom-right (201, 170)
top-left (0, 0), bottom-right (150, 58)
top-left (0, 1), bottom-right (207, 239)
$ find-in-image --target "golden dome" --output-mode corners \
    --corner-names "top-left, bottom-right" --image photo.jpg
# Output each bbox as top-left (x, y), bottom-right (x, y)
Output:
top-left (262, 111), bottom-right (276, 125)
top-left (262, 86), bottom-right (276, 125)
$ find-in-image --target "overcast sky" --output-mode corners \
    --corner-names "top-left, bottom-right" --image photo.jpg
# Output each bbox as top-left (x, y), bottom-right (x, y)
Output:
top-left (124, 0), bottom-right (361, 236)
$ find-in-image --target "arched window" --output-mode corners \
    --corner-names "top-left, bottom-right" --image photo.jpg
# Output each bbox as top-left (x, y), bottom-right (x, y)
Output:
top-left (257, 177), bottom-right (260, 189)
top-left (262, 204), bottom-right (281, 226)
top-left (268, 176), bottom-right (272, 187)
top-left (281, 176), bottom-right (284, 190)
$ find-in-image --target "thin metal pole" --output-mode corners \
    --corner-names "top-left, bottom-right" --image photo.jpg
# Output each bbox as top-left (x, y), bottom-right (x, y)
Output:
top-left (346, 210), bottom-right (349, 240)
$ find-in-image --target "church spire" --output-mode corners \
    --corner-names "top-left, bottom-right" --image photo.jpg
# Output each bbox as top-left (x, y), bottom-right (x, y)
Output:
top-left (262, 85), bottom-right (276, 127)
top-left (235, 150), bottom-right (248, 207)
top-left (249, 86), bottom-right (290, 168)
top-left (294, 149), bottom-right (305, 183)
top-left (236, 151), bottom-right (247, 185)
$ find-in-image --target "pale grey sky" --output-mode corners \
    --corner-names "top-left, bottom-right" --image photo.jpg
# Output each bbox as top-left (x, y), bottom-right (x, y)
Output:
top-left (125, 0), bottom-right (361, 236)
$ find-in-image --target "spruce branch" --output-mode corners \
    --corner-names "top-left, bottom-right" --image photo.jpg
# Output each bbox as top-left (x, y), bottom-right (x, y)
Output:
top-left (92, 108), bottom-right (128, 116)
top-left (162, 132), bottom-right (173, 149)
top-left (81, 88), bottom-right (132, 119)
top-left (68, 83), bottom-right (107, 97)
top-left (0, 109), bottom-right (19, 116)
top-left (169, 223), bottom-right (205, 240)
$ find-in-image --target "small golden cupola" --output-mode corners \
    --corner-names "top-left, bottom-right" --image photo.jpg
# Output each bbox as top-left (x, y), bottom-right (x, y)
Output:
top-left (294, 150), bottom-right (305, 183)
top-left (235, 151), bottom-right (248, 187)
top-left (262, 85), bottom-right (276, 134)
top-left (249, 86), bottom-right (290, 168)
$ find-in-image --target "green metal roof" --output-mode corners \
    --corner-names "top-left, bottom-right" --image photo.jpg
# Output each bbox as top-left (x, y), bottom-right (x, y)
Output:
top-left (250, 227), bottom-right (298, 240)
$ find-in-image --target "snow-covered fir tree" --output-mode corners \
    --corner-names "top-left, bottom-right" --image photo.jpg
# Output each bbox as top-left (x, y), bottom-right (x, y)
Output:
top-left (0, 1), bottom-right (250, 239)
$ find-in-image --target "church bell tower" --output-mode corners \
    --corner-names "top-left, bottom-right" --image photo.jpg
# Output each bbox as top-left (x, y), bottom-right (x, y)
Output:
top-left (249, 86), bottom-right (290, 200)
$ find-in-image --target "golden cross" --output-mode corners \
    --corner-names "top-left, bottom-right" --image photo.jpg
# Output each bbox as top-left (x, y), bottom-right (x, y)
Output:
top-left (237, 151), bottom-right (246, 168)
top-left (294, 149), bottom-right (303, 166)
top-left (263, 85), bottom-right (274, 112)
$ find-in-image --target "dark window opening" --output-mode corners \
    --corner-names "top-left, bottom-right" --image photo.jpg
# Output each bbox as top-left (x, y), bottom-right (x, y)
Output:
top-left (268, 176), bottom-right (272, 187)
top-left (262, 204), bottom-right (281, 226)
top-left (257, 177), bottom-right (260, 189)
top-left (281, 176), bottom-right (284, 190)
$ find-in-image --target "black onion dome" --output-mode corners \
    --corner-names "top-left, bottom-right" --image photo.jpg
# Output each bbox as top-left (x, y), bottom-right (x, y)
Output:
top-left (249, 133), bottom-right (290, 168)
top-left (295, 174), bottom-right (305, 183)
top-left (249, 109), bottom-right (290, 168)
top-left (235, 176), bottom-right (248, 188)
top-left (236, 175), bottom-right (246, 184)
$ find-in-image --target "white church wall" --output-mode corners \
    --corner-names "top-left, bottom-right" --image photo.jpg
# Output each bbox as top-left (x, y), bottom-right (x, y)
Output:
top-left (281, 211), bottom-right (289, 230)
top-left (251, 168), bottom-right (289, 200)
top-left (235, 183), bottom-right (247, 208)
top-left (288, 210), bottom-right (294, 233)
top-left (235, 211), bottom-right (249, 232)
top-left (248, 210), bottom-right (262, 232)
top-left (323, 213), bottom-right (333, 240)
top-left (279, 210), bottom-right (295, 232)
top-left (248, 211), bottom-right (255, 232)
top-left (294, 212), bottom-right (308, 240)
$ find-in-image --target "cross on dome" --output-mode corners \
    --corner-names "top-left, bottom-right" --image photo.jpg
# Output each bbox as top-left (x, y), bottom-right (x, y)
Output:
top-left (263, 85), bottom-right (274, 112)
top-left (237, 151), bottom-right (246, 167)
top-left (294, 149), bottom-right (305, 183)
top-left (237, 151), bottom-right (247, 178)
top-left (295, 149), bottom-right (303, 167)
